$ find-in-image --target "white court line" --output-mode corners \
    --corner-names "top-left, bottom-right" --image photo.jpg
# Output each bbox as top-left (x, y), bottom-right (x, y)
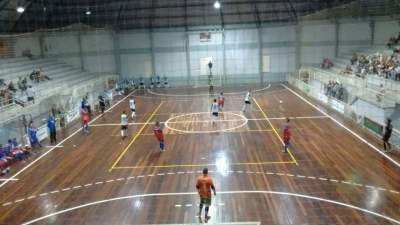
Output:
top-left (90, 115), bottom-right (329, 127)
top-left (0, 90), bottom-right (138, 189)
top-left (45, 146), bottom-right (64, 148)
top-left (147, 84), bottom-right (271, 97)
top-left (21, 190), bottom-right (400, 225)
top-left (0, 178), bottom-right (19, 181)
top-left (282, 84), bottom-right (400, 169)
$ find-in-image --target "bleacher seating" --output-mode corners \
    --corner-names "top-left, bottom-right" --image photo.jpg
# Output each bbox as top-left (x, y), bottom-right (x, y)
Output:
top-left (0, 56), bottom-right (115, 122)
top-left (326, 45), bottom-right (400, 78)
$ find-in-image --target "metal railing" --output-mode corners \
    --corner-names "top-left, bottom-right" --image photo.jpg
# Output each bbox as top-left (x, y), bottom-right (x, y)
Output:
top-left (289, 74), bottom-right (400, 147)
top-left (300, 67), bottom-right (400, 108)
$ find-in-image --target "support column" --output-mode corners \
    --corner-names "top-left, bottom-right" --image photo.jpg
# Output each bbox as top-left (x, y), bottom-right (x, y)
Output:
top-left (370, 20), bottom-right (375, 46)
top-left (112, 30), bottom-right (122, 77)
top-left (38, 32), bottom-right (45, 58)
top-left (77, 32), bottom-right (85, 71)
top-left (185, 32), bottom-right (191, 86)
top-left (222, 30), bottom-right (226, 87)
top-left (258, 27), bottom-right (264, 84)
top-left (334, 21), bottom-right (340, 58)
top-left (150, 30), bottom-right (156, 77)
top-left (295, 24), bottom-right (302, 71)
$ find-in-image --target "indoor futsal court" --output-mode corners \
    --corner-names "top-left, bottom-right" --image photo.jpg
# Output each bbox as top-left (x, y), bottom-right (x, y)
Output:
top-left (1, 0), bottom-right (400, 224)
top-left (1, 84), bottom-right (400, 224)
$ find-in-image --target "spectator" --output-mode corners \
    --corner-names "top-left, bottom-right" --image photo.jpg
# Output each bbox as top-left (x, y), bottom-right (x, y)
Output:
top-left (376, 84), bottom-right (385, 102)
top-left (163, 75), bottom-right (169, 88)
top-left (27, 122), bottom-right (41, 149)
top-left (321, 58), bottom-right (334, 69)
top-left (8, 82), bottom-right (16, 92)
top-left (351, 53), bottom-right (358, 65)
top-left (47, 114), bottom-right (57, 145)
top-left (26, 85), bottom-right (35, 104)
top-left (17, 77), bottom-right (26, 93)
top-left (324, 80), bottom-right (345, 102)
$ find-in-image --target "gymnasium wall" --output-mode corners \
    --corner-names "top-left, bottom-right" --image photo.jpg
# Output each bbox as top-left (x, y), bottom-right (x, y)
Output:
top-left (11, 16), bottom-right (400, 85)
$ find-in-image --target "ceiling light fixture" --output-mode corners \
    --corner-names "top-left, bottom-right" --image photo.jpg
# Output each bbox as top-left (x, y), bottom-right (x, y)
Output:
top-left (213, 1), bottom-right (221, 9)
top-left (16, 6), bottom-right (25, 13)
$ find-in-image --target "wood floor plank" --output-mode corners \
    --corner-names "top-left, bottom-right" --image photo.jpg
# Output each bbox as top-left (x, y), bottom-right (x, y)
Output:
top-left (0, 84), bottom-right (399, 225)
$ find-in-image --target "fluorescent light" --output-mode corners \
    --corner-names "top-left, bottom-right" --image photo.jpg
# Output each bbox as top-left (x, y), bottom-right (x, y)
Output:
top-left (85, 10), bottom-right (91, 15)
top-left (213, 1), bottom-right (221, 9)
top-left (16, 6), bottom-right (25, 13)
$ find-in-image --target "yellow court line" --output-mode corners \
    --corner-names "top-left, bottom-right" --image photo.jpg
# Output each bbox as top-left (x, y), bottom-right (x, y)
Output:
top-left (139, 129), bottom-right (274, 136)
top-left (252, 97), bottom-right (299, 166)
top-left (109, 101), bottom-right (165, 172)
top-left (112, 161), bottom-right (296, 169)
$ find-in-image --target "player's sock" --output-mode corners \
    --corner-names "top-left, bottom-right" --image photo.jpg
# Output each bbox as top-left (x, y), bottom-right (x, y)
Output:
top-left (205, 207), bottom-right (210, 222)
top-left (160, 142), bottom-right (164, 151)
top-left (198, 204), bottom-right (203, 217)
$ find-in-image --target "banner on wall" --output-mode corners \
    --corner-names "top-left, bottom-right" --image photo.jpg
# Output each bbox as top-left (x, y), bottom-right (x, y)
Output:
top-left (37, 124), bottom-right (48, 142)
top-left (66, 106), bottom-right (81, 123)
top-left (330, 99), bottom-right (345, 114)
top-left (199, 32), bottom-right (211, 42)
top-left (318, 93), bottom-right (328, 104)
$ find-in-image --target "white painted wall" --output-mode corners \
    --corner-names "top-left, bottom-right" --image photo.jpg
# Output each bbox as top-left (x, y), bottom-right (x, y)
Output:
top-left (121, 53), bottom-right (152, 77)
top-left (300, 22), bottom-right (335, 66)
top-left (261, 25), bottom-right (296, 74)
top-left (189, 32), bottom-right (224, 77)
top-left (338, 21), bottom-right (371, 55)
top-left (153, 31), bottom-right (187, 77)
top-left (10, 17), bottom-right (400, 83)
top-left (14, 35), bottom-right (41, 57)
top-left (374, 20), bottom-right (400, 45)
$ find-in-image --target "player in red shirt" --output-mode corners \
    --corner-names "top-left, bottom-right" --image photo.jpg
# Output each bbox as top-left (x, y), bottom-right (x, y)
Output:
top-left (81, 107), bottom-right (90, 133)
top-left (283, 118), bottom-right (291, 153)
top-left (154, 121), bottom-right (165, 152)
top-left (218, 92), bottom-right (225, 111)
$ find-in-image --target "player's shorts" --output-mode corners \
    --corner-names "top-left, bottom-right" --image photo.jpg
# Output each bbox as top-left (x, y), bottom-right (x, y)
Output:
top-left (200, 198), bottom-right (212, 206)
top-left (130, 108), bottom-right (136, 112)
top-left (245, 100), bottom-right (251, 104)
top-left (383, 134), bottom-right (390, 142)
top-left (212, 112), bottom-right (218, 117)
top-left (121, 125), bottom-right (128, 130)
top-left (284, 140), bottom-right (290, 146)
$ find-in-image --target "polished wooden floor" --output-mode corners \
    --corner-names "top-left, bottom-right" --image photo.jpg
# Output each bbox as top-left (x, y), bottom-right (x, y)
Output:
top-left (1, 84), bottom-right (400, 225)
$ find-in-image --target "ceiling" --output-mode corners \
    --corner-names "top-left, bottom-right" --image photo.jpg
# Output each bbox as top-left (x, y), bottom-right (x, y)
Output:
top-left (0, 0), bottom-right (399, 33)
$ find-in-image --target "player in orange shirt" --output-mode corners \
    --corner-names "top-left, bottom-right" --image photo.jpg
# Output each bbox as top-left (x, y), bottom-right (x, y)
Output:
top-left (196, 168), bottom-right (216, 223)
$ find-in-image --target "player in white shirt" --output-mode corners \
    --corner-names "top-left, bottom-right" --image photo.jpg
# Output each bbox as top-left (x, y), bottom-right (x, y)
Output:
top-left (121, 111), bottom-right (129, 140)
top-left (242, 90), bottom-right (252, 112)
top-left (129, 98), bottom-right (136, 118)
top-left (210, 99), bottom-right (219, 126)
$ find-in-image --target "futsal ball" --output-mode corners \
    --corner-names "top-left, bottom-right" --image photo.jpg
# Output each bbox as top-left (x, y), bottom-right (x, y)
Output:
top-left (279, 100), bottom-right (283, 104)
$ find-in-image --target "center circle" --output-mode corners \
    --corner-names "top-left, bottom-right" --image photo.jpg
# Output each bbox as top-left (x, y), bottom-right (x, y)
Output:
top-left (165, 112), bottom-right (248, 133)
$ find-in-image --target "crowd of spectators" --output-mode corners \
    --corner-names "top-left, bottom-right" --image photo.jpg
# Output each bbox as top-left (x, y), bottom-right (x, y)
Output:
top-left (341, 34), bottom-right (400, 80)
top-left (0, 138), bottom-right (31, 175)
top-left (0, 79), bottom-right (15, 107)
top-left (0, 66), bottom-right (51, 108)
top-left (116, 75), bottom-right (170, 94)
top-left (324, 80), bottom-right (345, 101)
top-left (342, 49), bottom-right (400, 80)
top-left (29, 67), bottom-right (51, 83)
